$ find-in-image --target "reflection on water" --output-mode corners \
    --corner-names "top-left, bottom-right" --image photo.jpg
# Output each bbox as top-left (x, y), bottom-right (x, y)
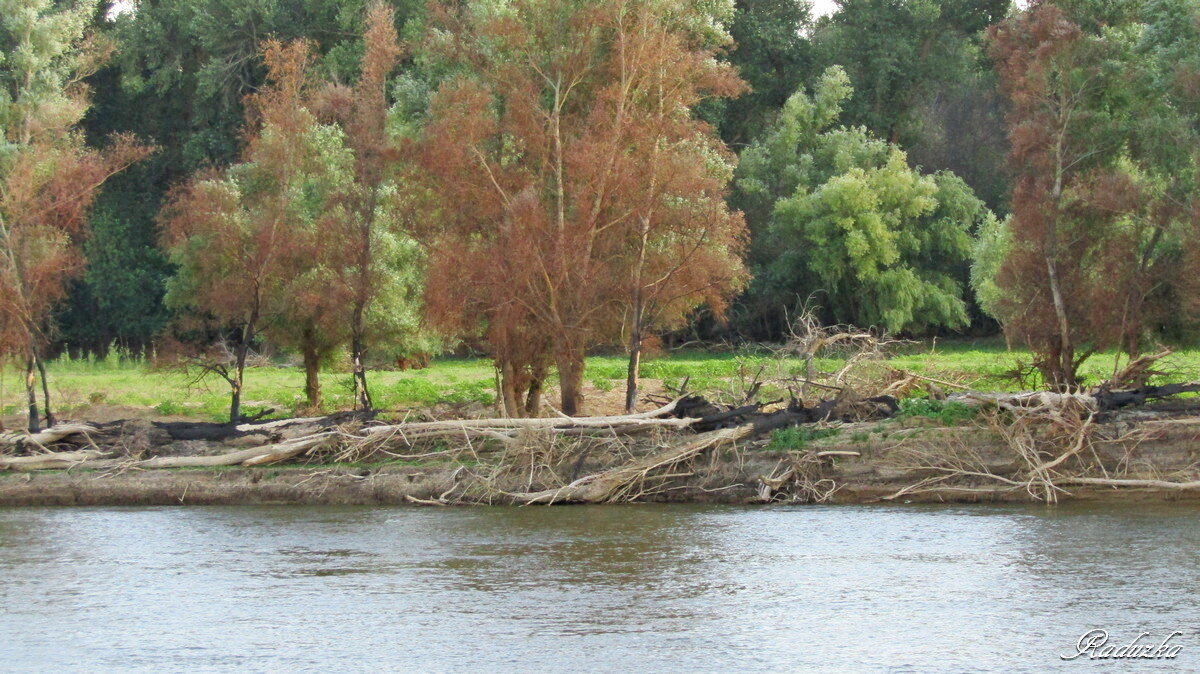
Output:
top-left (0, 503), bottom-right (1196, 672)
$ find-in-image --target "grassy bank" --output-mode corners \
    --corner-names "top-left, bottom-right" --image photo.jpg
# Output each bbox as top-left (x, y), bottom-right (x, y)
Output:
top-left (2, 339), bottom-right (1198, 422)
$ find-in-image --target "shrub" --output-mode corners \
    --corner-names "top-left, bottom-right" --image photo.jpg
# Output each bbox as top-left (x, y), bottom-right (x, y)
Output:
top-left (896, 398), bottom-right (977, 425)
top-left (765, 425), bottom-right (840, 452)
top-left (154, 401), bottom-right (184, 416)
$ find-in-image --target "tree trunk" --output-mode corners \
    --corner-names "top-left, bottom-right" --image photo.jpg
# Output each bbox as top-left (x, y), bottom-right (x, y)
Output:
top-left (302, 335), bottom-right (321, 409)
top-left (24, 356), bottom-right (39, 433)
top-left (34, 351), bottom-right (53, 427)
top-left (556, 349), bottom-right (585, 417)
top-left (499, 360), bottom-right (522, 418)
top-left (525, 364), bottom-right (546, 417)
top-left (624, 301), bottom-right (644, 414)
top-left (1044, 255), bottom-right (1075, 390)
top-left (230, 341), bottom-right (247, 424)
top-left (350, 315), bottom-right (372, 411)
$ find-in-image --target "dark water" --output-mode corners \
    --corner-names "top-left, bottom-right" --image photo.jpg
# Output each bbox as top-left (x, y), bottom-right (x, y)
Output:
top-left (0, 503), bottom-right (1196, 672)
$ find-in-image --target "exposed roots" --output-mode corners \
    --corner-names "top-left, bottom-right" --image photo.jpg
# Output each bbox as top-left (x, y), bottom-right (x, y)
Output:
top-left (880, 398), bottom-right (1181, 502)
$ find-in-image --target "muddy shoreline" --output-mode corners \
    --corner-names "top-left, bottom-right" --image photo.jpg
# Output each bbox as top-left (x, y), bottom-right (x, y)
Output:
top-left (5, 465), bottom-right (1200, 506)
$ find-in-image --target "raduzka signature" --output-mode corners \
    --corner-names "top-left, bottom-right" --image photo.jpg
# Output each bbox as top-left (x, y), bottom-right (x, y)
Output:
top-left (1061, 629), bottom-right (1183, 660)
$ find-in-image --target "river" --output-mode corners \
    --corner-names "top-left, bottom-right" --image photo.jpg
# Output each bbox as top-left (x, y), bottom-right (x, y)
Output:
top-left (0, 503), bottom-right (1196, 672)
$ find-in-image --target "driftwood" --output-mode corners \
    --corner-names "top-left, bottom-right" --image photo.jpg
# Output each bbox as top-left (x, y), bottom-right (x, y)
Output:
top-left (673, 394), bottom-right (897, 432)
top-left (509, 425), bottom-right (754, 504)
top-left (950, 381), bottom-right (1200, 414)
top-left (0, 423), bottom-right (98, 449)
top-left (0, 449), bottom-right (111, 471)
top-left (3, 379), bottom-right (1198, 504)
top-left (69, 436), bottom-right (333, 471)
top-left (1056, 477), bottom-right (1200, 490)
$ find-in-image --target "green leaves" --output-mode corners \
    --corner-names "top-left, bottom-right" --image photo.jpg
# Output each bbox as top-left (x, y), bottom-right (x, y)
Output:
top-left (736, 67), bottom-right (984, 334)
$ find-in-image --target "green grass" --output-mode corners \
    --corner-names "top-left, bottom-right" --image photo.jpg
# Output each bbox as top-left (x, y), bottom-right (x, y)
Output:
top-left (2, 338), bottom-right (1198, 422)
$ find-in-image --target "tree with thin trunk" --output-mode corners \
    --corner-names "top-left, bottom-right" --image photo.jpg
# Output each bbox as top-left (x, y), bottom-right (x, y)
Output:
top-left (612, 5), bottom-right (748, 411)
top-left (420, 0), bottom-right (746, 416)
top-left (987, 2), bottom-right (1136, 390)
top-left (160, 39), bottom-right (352, 422)
top-left (0, 0), bottom-right (150, 432)
top-left (315, 2), bottom-right (426, 412)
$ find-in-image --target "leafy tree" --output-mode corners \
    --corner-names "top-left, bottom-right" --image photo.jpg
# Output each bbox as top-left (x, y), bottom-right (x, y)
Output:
top-left (316, 2), bottom-right (427, 411)
top-left (1119, 0), bottom-right (1200, 350)
top-left (420, 0), bottom-right (747, 416)
top-left (0, 0), bottom-right (150, 431)
top-left (62, 0), bottom-right (427, 357)
top-left (969, 213), bottom-right (1011, 332)
top-left (717, 0), bottom-right (816, 147)
top-left (736, 66), bottom-right (987, 334)
top-left (803, 0), bottom-right (1012, 222)
top-left (812, 0), bottom-right (1009, 145)
top-left (160, 40), bottom-right (353, 422)
top-left (984, 1), bottom-right (1138, 388)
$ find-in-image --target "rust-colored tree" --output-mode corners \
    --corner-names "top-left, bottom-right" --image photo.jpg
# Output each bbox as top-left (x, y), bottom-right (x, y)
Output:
top-left (986, 2), bottom-right (1131, 390)
top-left (611, 4), bottom-right (748, 411)
top-left (0, 1), bottom-right (150, 432)
top-left (315, 2), bottom-right (416, 411)
top-left (419, 0), bottom-right (746, 416)
top-left (160, 40), bottom-right (351, 422)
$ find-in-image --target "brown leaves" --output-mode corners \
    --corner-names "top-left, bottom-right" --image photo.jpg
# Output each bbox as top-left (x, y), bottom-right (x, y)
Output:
top-left (0, 128), bottom-right (152, 358)
top-left (416, 0), bottom-right (748, 412)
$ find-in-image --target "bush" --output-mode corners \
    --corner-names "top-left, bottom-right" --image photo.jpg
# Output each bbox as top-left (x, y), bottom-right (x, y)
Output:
top-left (154, 401), bottom-right (184, 416)
top-left (765, 425), bottom-right (840, 452)
top-left (896, 398), bottom-right (977, 425)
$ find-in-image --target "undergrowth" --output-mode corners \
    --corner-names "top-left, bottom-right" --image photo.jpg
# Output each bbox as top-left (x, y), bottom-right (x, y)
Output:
top-left (765, 426), bottom-right (840, 451)
top-left (895, 398), bottom-right (978, 425)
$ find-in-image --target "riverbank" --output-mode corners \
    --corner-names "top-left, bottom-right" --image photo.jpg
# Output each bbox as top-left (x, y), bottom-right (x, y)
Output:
top-left (7, 339), bottom-right (1200, 424)
top-left (4, 404), bottom-right (1198, 507)
top-left (4, 461), bottom-right (1199, 507)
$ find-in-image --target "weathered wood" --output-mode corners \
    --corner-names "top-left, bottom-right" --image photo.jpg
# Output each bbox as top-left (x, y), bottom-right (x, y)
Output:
top-left (0, 449), bottom-right (111, 471)
top-left (0, 423), bottom-right (98, 448)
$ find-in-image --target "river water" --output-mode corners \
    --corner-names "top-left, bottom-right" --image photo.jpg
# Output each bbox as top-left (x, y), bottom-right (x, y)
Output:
top-left (0, 503), bottom-right (1196, 672)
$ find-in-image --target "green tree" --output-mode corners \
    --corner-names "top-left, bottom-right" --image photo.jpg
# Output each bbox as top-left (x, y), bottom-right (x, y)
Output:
top-left (807, 0), bottom-right (1012, 219)
top-left (160, 40), bottom-right (354, 422)
top-left (812, 0), bottom-right (1009, 145)
top-left (717, 0), bottom-right (816, 147)
top-left (737, 66), bottom-right (989, 333)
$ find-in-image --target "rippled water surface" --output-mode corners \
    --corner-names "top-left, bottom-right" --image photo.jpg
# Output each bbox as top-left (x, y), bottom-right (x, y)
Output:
top-left (1, 503), bottom-right (1197, 672)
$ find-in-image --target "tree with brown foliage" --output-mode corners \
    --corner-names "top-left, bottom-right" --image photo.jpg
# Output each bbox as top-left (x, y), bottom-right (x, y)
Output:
top-left (314, 1), bottom-right (427, 411)
top-left (986, 2), bottom-right (1131, 390)
top-left (611, 2), bottom-right (748, 412)
top-left (419, 0), bottom-right (746, 416)
top-left (0, 0), bottom-right (151, 432)
top-left (161, 39), bottom-right (352, 422)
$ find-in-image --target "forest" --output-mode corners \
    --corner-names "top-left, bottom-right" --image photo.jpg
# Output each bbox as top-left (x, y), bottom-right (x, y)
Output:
top-left (1, 0), bottom-right (1199, 437)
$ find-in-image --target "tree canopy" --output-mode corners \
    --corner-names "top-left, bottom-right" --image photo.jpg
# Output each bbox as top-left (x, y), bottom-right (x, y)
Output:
top-left (737, 66), bottom-right (989, 335)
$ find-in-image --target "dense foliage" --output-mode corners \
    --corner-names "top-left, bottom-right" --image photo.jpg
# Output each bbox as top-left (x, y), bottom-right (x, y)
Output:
top-left (736, 66), bottom-right (991, 335)
top-left (0, 0), bottom-right (1196, 414)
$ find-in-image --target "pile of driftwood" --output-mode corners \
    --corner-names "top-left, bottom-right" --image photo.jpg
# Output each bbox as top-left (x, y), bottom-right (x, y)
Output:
top-left (3, 379), bottom-right (1200, 504)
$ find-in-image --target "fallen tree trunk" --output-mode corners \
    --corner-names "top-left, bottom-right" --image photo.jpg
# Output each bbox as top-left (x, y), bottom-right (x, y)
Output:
top-left (0, 423), bottom-right (98, 449)
top-left (131, 436), bottom-right (329, 469)
top-left (26, 436), bottom-right (334, 472)
top-left (0, 449), bottom-right (111, 471)
top-left (1056, 476), bottom-right (1200, 490)
top-left (950, 381), bottom-right (1200, 414)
